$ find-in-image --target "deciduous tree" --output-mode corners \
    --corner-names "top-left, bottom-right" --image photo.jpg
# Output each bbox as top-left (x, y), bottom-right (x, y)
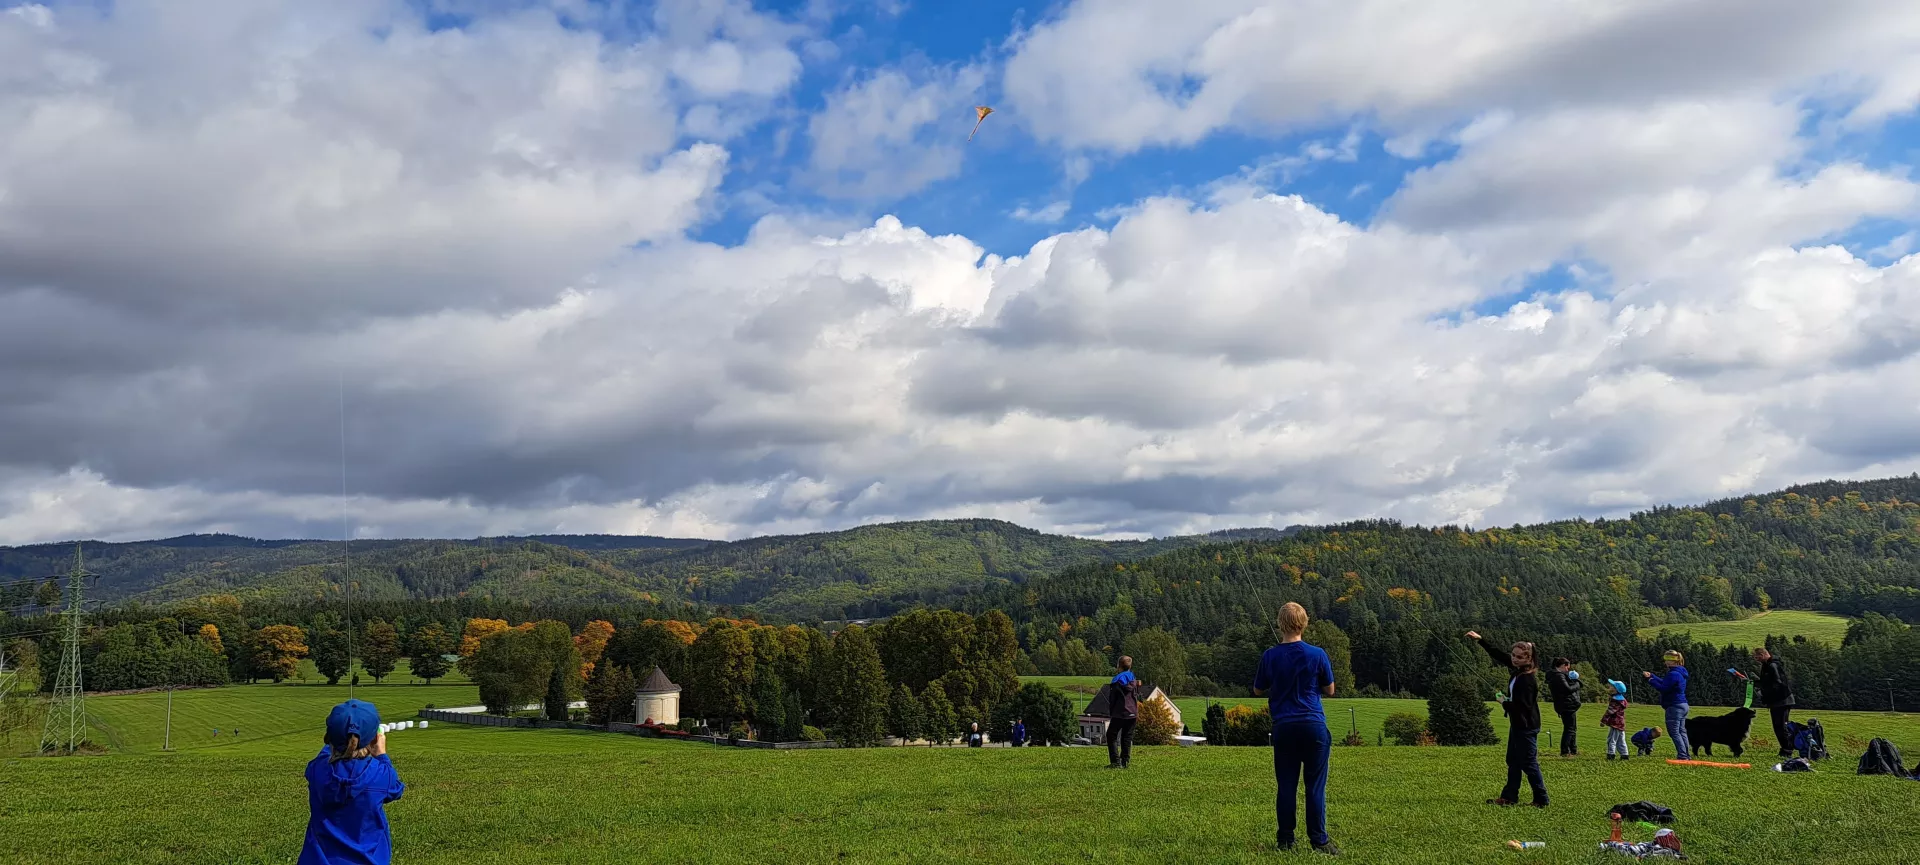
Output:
top-left (361, 621), bottom-right (401, 683)
top-left (408, 622), bottom-right (454, 685)
top-left (824, 625), bottom-right (888, 747)
top-left (249, 625), bottom-right (309, 684)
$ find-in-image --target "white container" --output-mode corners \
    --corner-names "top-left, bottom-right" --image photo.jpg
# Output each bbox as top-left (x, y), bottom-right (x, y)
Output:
top-left (419, 721), bottom-right (429, 729)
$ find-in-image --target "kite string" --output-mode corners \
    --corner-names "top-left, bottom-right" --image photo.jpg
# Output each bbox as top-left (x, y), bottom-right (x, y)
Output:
top-left (340, 359), bottom-right (353, 699)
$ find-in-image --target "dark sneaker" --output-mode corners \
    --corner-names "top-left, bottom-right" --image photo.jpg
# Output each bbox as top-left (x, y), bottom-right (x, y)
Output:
top-left (1312, 841), bottom-right (1341, 856)
top-left (1277, 840), bottom-right (1295, 851)
top-left (1529, 801), bottom-right (1549, 809)
top-left (1606, 754), bottom-right (1616, 761)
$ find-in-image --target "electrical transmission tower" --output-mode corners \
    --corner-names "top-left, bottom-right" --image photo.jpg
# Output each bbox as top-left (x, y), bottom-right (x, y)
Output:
top-left (39, 544), bottom-right (92, 756)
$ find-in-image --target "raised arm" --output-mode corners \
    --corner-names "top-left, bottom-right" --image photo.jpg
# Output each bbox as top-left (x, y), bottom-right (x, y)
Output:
top-left (1467, 631), bottom-right (1511, 670)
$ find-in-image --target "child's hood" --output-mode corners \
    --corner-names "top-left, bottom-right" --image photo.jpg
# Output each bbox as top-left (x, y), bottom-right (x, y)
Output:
top-left (316, 748), bottom-right (389, 804)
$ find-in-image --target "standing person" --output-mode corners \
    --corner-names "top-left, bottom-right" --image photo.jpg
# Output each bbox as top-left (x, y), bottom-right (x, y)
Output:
top-left (1643, 650), bottom-right (1691, 761)
top-left (966, 722), bottom-right (983, 747)
top-left (1011, 718), bottom-right (1028, 748)
top-left (1546, 658), bottom-right (1582, 757)
top-left (1602, 678), bottom-right (1631, 761)
top-left (1753, 647), bottom-right (1795, 758)
top-left (1253, 602), bottom-right (1340, 855)
top-left (1466, 630), bottom-right (1547, 808)
top-left (1105, 655), bottom-right (1141, 769)
top-left (301, 699), bottom-right (406, 865)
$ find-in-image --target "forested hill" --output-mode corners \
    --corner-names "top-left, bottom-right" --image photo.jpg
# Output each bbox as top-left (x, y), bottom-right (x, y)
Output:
top-left (0, 522), bottom-right (1298, 620)
top-left (971, 477), bottom-right (1920, 700)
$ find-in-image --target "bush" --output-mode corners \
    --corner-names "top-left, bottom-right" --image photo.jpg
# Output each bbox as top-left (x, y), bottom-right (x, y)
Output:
top-left (1135, 694), bottom-right (1180, 745)
top-left (801, 725), bottom-right (826, 742)
top-left (1384, 712), bottom-right (1429, 746)
top-left (1222, 704), bottom-right (1270, 746)
top-left (1427, 673), bottom-right (1498, 746)
top-left (675, 718), bottom-right (701, 734)
top-left (1339, 729), bottom-right (1366, 746)
top-left (1202, 703), bottom-right (1228, 745)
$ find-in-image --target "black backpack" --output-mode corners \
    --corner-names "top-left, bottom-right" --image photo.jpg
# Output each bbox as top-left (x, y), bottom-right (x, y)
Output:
top-left (1608, 801), bottom-right (1675, 825)
top-left (1804, 718), bottom-right (1829, 761)
top-left (1857, 738), bottom-right (1906, 776)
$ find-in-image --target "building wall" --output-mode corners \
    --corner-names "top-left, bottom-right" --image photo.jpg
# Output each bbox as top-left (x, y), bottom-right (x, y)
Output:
top-left (635, 691), bottom-right (680, 726)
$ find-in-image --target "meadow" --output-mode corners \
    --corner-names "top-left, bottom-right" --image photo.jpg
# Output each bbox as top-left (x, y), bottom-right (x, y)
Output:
top-left (5, 675), bottom-right (1919, 864)
top-left (1636, 610), bottom-right (1852, 648)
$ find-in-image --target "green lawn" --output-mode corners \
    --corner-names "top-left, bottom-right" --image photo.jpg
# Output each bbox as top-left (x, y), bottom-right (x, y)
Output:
top-left (1637, 609), bottom-right (1852, 648)
top-left (9, 676), bottom-right (1920, 864)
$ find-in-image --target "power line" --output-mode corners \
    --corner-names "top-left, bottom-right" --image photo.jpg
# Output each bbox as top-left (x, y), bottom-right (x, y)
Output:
top-left (39, 543), bottom-right (92, 756)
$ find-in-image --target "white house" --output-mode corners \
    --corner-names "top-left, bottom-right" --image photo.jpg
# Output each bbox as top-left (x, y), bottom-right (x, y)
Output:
top-left (633, 666), bottom-right (681, 726)
top-left (1077, 683), bottom-right (1182, 742)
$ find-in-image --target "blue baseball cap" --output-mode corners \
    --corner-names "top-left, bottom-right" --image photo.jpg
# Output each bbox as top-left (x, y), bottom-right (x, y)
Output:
top-left (324, 699), bottom-right (381, 750)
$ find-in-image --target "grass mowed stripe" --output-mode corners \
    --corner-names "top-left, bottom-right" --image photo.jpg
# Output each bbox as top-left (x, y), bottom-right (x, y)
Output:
top-left (1637, 610), bottom-right (1852, 648)
top-left (6, 726), bottom-right (1920, 864)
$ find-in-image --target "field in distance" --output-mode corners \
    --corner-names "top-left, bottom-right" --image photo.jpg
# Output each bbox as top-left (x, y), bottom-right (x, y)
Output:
top-left (1636, 609), bottom-right (1852, 648)
top-left (9, 673), bottom-right (1920, 864)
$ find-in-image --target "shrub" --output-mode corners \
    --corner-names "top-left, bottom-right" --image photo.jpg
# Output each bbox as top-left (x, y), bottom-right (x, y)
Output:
top-left (801, 725), bottom-right (826, 742)
top-left (675, 718), bottom-right (701, 734)
top-left (1202, 703), bottom-right (1228, 745)
top-left (1222, 704), bottom-right (1270, 746)
top-left (1427, 673), bottom-right (1498, 746)
top-left (1135, 693), bottom-right (1180, 745)
top-left (1383, 712), bottom-right (1429, 746)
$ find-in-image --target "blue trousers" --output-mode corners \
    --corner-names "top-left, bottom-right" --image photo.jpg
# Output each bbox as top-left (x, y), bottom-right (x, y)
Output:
top-left (1272, 721), bottom-right (1332, 847)
top-left (1664, 705), bottom-right (1691, 760)
top-left (1502, 727), bottom-right (1547, 805)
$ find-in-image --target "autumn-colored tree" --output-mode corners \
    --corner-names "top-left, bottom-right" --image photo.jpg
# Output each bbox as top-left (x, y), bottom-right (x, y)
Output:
top-left (196, 624), bottom-right (224, 655)
top-left (1134, 692), bottom-right (1180, 745)
top-left (249, 625), bottom-right (309, 683)
top-left (408, 622), bottom-right (454, 685)
top-left (574, 620), bottom-right (614, 678)
top-left (458, 618), bottom-right (510, 677)
top-left (361, 620), bottom-right (401, 683)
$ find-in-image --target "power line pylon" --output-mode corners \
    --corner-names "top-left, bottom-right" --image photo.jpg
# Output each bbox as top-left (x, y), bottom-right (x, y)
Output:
top-left (39, 544), bottom-right (91, 756)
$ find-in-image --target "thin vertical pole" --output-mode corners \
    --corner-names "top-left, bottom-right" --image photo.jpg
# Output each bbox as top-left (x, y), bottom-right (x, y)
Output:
top-left (164, 686), bottom-right (173, 751)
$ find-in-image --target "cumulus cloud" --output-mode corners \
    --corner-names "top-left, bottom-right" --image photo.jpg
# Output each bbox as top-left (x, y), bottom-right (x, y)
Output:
top-left (1002, 0), bottom-right (1920, 152)
top-left (806, 62), bottom-right (988, 198)
top-left (5, 0), bottom-right (1920, 548)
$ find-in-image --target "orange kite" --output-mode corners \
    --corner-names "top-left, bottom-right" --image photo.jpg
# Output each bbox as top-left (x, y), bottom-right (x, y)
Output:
top-left (969, 106), bottom-right (994, 141)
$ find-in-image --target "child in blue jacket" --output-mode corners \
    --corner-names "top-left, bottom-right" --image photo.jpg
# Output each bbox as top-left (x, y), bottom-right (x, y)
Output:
top-left (301, 700), bottom-right (407, 865)
top-left (1642, 650), bottom-right (1692, 760)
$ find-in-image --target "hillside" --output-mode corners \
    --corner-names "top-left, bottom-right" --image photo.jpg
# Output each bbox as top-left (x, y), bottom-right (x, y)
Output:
top-left (0, 522), bottom-right (1297, 620)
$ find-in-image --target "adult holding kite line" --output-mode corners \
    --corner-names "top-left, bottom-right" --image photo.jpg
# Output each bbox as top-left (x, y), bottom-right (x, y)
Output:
top-left (1466, 630), bottom-right (1548, 808)
top-left (1254, 602), bottom-right (1341, 855)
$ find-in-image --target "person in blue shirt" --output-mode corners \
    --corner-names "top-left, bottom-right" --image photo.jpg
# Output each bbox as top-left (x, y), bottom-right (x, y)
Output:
top-left (1105, 656), bottom-right (1140, 768)
top-left (301, 699), bottom-right (407, 865)
top-left (1642, 650), bottom-right (1691, 760)
top-left (1011, 718), bottom-right (1027, 748)
top-left (1252, 602), bottom-right (1339, 856)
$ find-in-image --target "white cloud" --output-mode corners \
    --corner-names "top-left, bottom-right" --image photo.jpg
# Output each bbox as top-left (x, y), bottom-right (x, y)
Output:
top-left (1003, 0), bottom-right (1920, 153)
top-left (7, 0), bottom-right (1920, 549)
top-left (806, 63), bottom-right (988, 198)
top-left (1010, 201), bottom-right (1070, 223)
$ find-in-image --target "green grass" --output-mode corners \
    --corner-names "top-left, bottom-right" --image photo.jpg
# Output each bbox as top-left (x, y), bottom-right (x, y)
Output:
top-left (6, 679), bottom-right (1920, 864)
top-left (1637, 610), bottom-right (1852, 648)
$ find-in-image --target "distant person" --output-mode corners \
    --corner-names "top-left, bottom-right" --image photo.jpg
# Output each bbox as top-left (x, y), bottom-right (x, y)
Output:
top-left (1546, 658), bottom-right (1582, 757)
top-left (1602, 679), bottom-right (1630, 761)
top-left (1643, 650), bottom-right (1691, 760)
top-left (301, 699), bottom-right (406, 865)
top-left (1011, 719), bottom-right (1027, 748)
top-left (1753, 647), bottom-right (1795, 758)
top-left (1105, 655), bottom-right (1140, 769)
top-left (966, 722), bottom-right (983, 747)
top-left (1253, 602), bottom-right (1339, 855)
top-left (1466, 630), bottom-right (1547, 808)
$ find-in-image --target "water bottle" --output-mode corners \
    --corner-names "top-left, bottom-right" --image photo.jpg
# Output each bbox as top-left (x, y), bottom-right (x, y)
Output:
top-left (1506, 840), bottom-right (1545, 850)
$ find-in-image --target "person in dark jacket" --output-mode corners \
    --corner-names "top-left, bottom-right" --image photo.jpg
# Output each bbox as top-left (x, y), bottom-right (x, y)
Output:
top-left (1546, 658), bottom-right (1582, 757)
top-left (1753, 647), bottom-right (1795, 757)
top-left (1468, 630), bottom-right (1547, 807)
top-left (1105, 656), bottom-right (1140, 768)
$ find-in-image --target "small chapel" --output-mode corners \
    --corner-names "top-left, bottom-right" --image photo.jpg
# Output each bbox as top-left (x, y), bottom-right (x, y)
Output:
top-left (633, 665), bottom-right (682, 726)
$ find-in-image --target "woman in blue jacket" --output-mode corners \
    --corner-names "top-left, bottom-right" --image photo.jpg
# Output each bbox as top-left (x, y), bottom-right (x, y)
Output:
top-left (1642, 650), bottom-right (1691, 760)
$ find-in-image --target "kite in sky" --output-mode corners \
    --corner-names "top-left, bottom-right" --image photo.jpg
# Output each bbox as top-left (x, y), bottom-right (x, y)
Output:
top-left (969, 106), bottom-right (994, 141)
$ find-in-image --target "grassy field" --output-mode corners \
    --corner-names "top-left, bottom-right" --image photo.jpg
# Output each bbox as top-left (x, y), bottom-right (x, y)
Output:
top-left (6, 674), bottom-right (1920, 864)
top-left (1637, 609), bottom-right (1852, 648)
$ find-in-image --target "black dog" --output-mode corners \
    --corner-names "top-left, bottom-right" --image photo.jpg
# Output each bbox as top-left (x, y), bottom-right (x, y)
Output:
top-left (1686, 706), bottom-right (1755, 757)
